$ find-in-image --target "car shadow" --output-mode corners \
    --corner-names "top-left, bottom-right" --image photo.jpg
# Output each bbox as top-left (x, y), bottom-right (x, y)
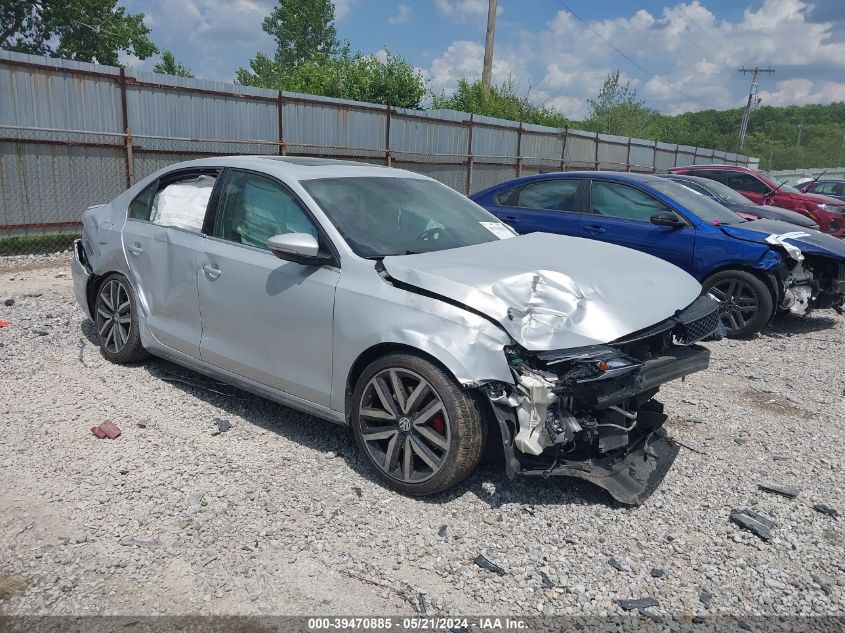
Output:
top-left (763, 311), bottom-right (840, 337)
top-left (121, 351), bottom-right (618, 510)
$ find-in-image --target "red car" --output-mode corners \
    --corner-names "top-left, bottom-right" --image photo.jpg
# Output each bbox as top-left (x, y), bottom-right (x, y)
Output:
top-left (667, 165), bottom-right (845, 238)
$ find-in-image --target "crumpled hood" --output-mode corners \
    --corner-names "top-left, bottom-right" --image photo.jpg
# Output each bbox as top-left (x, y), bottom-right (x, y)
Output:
top-left (720, 219), bottom-right (845, 259)
top-left (382, 232), bottom-right (702, 350)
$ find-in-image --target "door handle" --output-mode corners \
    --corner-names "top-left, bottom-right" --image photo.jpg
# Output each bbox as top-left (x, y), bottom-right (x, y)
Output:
top-left (583, 225), bottom-right (606, 235)
top-left (202, 264), bottom-right (222, 280)
top-left (128, 243), bottom-right (143, 256)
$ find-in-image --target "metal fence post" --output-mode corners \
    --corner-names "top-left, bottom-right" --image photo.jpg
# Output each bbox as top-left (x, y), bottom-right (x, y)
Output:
top-left (594, 134), bottom-right (599, 170)
top-left (277, 92), bottom-right (286, 156)
top-left (465, 114), bottom-right (474, 194)
top-left (559, 128), bottom-right (568, 172)
top-left (516, 122), bottom-right (523, 178)
top-left (385, 101), bottom-right (393, 167)
top-left (119, 68), bottom-right (133, 187)
top-left (626, 138), bottom-right (632, 172)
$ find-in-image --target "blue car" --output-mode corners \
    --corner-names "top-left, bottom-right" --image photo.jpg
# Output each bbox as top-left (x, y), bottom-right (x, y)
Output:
top-left (470, 171), bottom-right (845, 337)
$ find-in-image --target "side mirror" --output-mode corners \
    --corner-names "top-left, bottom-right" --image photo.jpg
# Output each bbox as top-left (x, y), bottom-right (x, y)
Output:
top-left (267, 233), bottom-right (333, 266)
top-left (650, 211), bottom-right (686, 229)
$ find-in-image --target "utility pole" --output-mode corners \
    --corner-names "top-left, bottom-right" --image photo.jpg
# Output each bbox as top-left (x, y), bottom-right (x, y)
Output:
top-left (481, 0), bottom-right (497, 89)
top-left (737, 66), bottom-right (774, 152)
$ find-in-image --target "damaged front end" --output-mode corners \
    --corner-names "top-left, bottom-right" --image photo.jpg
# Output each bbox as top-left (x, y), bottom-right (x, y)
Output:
top-left (482, 295), bottom-right (722, 505)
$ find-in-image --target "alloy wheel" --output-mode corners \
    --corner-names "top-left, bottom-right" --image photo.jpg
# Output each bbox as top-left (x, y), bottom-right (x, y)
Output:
top-left (96, 279), bottom-right (132, 354)
top-left (709, 278), bottom-right (760, 333)
top-left (358, 368), bottom-right (451, 484)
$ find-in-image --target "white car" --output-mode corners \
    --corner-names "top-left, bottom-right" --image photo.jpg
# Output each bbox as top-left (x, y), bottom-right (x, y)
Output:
top-left (71, 157), bottom-right (721, 504)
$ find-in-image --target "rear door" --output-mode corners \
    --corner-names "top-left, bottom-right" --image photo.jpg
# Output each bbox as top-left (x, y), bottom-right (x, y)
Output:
top-left (491, 178), bottom-right (588, 236)
top-left (583, 180), bottom-right (694, 271)
top-left (122, 169), bottom-right (221, 357)
top-left (197, 169), bottom-right (339, 406)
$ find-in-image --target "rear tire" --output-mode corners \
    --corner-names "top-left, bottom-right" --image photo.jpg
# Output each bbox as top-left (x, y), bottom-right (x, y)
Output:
top-left (351, 353), bottom-right (484, 496)
top-left (93, 273), bottom-right (148, 364)
top-left (703, 269), bottom-right (773, 338)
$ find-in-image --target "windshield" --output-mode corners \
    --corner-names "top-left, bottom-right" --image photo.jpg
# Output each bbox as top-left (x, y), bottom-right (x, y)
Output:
top-left (301, 177), bottom-right (514, 258)
top-left (761, 171), bottom-right (800, 193)
top-left (651, 181), bottom-right (745, 225)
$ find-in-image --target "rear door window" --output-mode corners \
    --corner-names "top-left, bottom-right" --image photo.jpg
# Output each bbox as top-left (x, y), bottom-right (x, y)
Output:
top-left (590, 182), bottom-right (671, 222)
top-left (512, 179), bottom-right (580, 212)
top-left (725, 173), bottom-right (770, 195)
top-left (150, 173), bottom-right (218, 231)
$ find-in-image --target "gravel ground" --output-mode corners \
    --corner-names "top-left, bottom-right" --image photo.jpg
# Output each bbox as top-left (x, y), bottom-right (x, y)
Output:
top-left (0, 260), bottom-right (843, 619)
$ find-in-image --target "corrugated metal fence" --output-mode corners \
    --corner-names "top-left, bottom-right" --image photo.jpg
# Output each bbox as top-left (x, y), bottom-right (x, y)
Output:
top-left (769, 167), bottom-right (845, 186)
top-left (0, 50), bottom-right (758, 249)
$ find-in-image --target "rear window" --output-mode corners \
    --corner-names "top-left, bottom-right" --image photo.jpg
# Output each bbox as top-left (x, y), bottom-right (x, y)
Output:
top-left (150, 174), bottom-right (217, 231)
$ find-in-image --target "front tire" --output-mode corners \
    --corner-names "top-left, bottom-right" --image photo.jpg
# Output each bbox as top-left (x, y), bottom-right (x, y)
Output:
top-left (703, 269), bottom-right (773, 338)
top-left (351, 353), bottom-right (484, 496)
top-left (94, 273), bottom-right (148, 363)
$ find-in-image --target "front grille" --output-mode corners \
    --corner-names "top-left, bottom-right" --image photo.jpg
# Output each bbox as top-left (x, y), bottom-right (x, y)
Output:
top-left (676, 295), bottom-right (722, 344)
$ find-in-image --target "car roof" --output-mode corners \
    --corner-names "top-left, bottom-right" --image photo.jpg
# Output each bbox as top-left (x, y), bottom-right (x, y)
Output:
top-left (153, 155), bottom-right (428, 181)
top-left (506, 171), bottom-right (667, 185)
top-left (808, 179), bottom-right (845, 184)
top-left (659, 173), bottom-right (721, 187)
top-left (669, 164), bottom-right (754, 173)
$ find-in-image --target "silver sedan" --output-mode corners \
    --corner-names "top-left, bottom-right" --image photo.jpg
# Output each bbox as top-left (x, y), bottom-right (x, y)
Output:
top-left (71, 157), bottom-right (721, 504)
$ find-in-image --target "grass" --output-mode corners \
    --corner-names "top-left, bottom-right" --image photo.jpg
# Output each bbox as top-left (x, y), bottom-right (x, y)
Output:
top-left (0, 234), bottom-right (80, 257)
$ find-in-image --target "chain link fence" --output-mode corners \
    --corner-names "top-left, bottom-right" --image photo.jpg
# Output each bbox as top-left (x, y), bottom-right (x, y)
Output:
top-left (0, 50), bottom-right (759, 258)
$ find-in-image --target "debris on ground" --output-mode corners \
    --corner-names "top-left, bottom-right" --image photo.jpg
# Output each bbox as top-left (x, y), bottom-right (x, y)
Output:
top-left (734, 437), bottom-right (748, 445)
top-left (3, 298), bottom-right (13, 306)
top-left (699, 591), bottom-right (713, 607)
top-left (811, 574), bottom-right (832, 595)
top-left (437, 524), bottom-right (448, 538)
top-left (758, 482), bottom-right (800, 498)
top-left (0, 321), bottom-right (11, 328)
top-left (617, 597), bottom-right (659, 611)
top-left (608, 558), bottom-right (624, 572)
top-left (473, 554), bottom-right (506, 576)
top-left (813, 504), bottom-right (839, 519)
top-left (90, 420), bottom-right (122, 439)
top-left (187, 491), bottom-right (205, 507)
top-left (538, 571), bottom-right (555, 588)
top-left (651, 568), bottom-right (665, 578)
top-left (211, 418), bottom-right (231, 435)
top-left (352, 487), bottom-right (363, 498)
top-left (730, 508), bottom-right (776, 542)
top-left (616, 597), bottom-right (663, 620)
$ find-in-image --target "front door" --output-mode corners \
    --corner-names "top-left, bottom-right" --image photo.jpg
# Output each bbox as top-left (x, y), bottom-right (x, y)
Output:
top-left (197, 169), bottom-right (339, 407)
top-left (122, 170), bottom-right (220, 357)
top-left (584, 180), bottom-right (695, 272)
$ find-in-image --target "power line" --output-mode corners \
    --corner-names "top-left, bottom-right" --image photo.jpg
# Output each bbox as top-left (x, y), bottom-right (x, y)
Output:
top-left (553, 0), bottom-right (719, 110)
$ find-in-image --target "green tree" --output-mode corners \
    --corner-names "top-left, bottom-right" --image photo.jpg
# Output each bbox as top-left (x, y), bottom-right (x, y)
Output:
top-left (237, 0), bottom-right (424, 109)
top-left (238, 47), bottom-right (425, 109)
top-left (153, 49), bottom-right (193, 78)
top-left (1, 0), bottom-right (156, 65)
top-left (261, 0), bottom-right (337, 69)
top-left (431, 77), bottom-right (570, 128)
top-left (583, 70), bottom-right (671, 138)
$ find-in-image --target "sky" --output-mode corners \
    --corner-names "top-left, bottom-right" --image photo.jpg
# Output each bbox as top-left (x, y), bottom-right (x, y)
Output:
top-left (121, 0), bottom-right (845, 119)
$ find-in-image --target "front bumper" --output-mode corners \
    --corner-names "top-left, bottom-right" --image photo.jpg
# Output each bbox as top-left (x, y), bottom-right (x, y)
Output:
top-left (484, 295), bottom-right (721, 505)
top-left (71, 239), bottom-right (92, 320)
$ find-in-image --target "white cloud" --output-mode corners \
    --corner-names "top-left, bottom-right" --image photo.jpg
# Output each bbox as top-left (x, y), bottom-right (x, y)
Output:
top-left (428, 39), bottom-right (524, 94)
top-left (388, 4), bottom-right (412, 25)
top-left (427, 0), bottom-right (845, 119)
top-left (333, 0), bottom-right (355, 20)
top-left (434, 0), bottom-right (502, 24)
